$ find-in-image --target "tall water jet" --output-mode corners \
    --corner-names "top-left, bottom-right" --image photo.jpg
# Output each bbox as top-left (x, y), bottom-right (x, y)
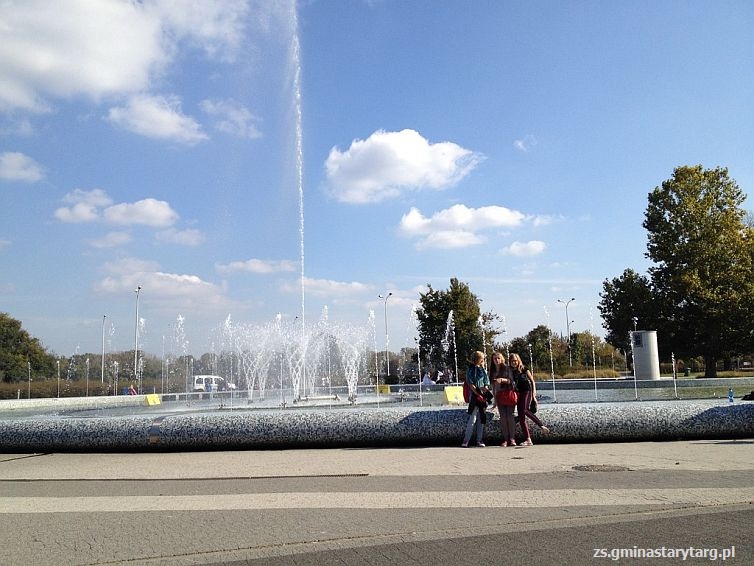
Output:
top-left (290, 0), bottom-right (306, 388)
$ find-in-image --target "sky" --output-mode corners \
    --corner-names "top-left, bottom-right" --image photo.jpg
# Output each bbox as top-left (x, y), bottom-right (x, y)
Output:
top-left (1, 0), bottom-right (753, 360)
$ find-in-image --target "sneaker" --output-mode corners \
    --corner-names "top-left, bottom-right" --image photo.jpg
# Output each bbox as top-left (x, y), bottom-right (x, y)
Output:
top-left (508, 439), bottom-right (517, 446)
top-left (521, 438), bottom-right (533, 446)
top-left (461, 441), bottom-right (468, 447)
top-left (477, 442), bottom-right (486, 447)
top-left (500, 441), bottom-right (508, 447)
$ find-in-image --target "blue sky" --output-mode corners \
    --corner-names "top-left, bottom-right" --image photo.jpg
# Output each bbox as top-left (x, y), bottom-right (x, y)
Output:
top-left (1, 0), bottom-right (753, 359)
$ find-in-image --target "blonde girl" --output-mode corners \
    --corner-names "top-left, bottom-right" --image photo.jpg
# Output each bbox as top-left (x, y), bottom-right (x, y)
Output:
top-left (489, 351), bottom-right (516, 446)
top-left (509, 353), bottom-right (549, 445)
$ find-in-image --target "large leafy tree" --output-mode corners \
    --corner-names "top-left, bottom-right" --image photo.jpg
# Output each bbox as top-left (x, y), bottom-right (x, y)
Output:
top-left (415, 278), bottom-right (498, 376)
top-left (601, 166), bottom-right (754, 377)
top-left (644, 165), bottom-right (754, 375)
top-left (0, 313), bottom-right (57, 382)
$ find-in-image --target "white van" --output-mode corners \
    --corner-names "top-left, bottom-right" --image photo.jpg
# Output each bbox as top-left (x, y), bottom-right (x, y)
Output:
top-left (192, 375), bottom-right (236, 392)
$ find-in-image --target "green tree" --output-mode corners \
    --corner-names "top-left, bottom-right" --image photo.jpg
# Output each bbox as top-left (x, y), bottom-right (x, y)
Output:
top-left (0, 313), bottom-right (57, 382)
top-left (415, 278), bottom-right (498, 376)
top-left (598, 269), bottom-right (655, 353)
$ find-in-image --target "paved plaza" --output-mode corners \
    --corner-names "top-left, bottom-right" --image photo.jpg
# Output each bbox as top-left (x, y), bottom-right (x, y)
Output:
top-left (1, 439), bottom-right (752, 565)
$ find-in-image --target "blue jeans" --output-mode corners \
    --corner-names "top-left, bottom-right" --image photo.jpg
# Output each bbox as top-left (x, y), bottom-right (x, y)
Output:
top-left (463, 405), bottom-right (485, 445)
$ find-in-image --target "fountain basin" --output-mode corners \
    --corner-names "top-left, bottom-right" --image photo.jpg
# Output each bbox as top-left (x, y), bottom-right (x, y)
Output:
top-left (0, 399), bottom-right (751, 452)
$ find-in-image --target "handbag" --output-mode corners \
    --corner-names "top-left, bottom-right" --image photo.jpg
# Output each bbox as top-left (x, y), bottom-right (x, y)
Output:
top-left (496, 388), bottom-right (518, 407)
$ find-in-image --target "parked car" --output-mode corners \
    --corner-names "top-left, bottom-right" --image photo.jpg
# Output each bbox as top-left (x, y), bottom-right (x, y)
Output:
top-left (192, 375), bottom-right (236, 392)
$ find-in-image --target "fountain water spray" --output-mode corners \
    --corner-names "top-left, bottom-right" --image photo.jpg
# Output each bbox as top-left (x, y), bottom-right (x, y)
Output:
top-left (501, 315), bottom-right (509, 359)
top-left (290, 1), bottom-right (306, 389)
top-left (478, 315), bottom-right (487, 365)
top-left (590, 307), bottom-right (598, 401)
top-left (443, 310), bottom-right (459, 382)
top-left (544, 306), bottom-right (557, 402)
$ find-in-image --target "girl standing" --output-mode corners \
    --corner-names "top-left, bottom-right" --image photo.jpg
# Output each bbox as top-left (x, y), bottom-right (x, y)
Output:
top-left (490, 351), bottom-right (516, 447)
top-left (509, 353), bottom-right (549, 446)
top-left (462, 351), bottom-right (491, 447)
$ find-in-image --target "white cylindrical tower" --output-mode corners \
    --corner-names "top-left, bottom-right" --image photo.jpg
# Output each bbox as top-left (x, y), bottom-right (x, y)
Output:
top-left (632, 330), bottom-right (661, 380)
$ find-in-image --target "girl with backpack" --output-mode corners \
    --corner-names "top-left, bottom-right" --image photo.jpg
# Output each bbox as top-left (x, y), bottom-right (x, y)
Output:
top-left (508, 353), bottom-right (549, 445)
top-left (462, 351), bottom-right (491, 447)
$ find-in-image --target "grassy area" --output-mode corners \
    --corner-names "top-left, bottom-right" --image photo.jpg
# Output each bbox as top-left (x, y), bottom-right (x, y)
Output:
top-left (549, 369), bottom-right (753, 380)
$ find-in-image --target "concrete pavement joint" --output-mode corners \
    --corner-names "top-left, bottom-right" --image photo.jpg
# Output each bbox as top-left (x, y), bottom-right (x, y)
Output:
top-left (2, 488), bottom-right (753, 513)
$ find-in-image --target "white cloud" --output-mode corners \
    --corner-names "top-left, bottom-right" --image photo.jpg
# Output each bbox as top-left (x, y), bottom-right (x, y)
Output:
top-left (104, 198), bottom-right (179, 227)
top-left (532, 214), bottom-right (558, 227)
top-left (54, 202), bottom-right (100, 223)
top-left (200, 98), bottom-right (262, 138)
top-left (283, 277), bottom-right (373, 298)
top-left (62, 188), bottom-right (113, 207)
top-left (107, 94), bottom-right (207, 145)
top-left (54, 190), bottom-right (180, 229)
top-left (0, 152), bottom-right (44, 182)
top-left (325, 129), bottom-right (484, 203)
top-left (0, 0), bottom-right (163, 112)
top-left (147, 0), bottom-right (249, 61)
top-left (502, 240), bottom-right (547, 257)
top-left (415, 230), bottom-right (487, 250)
top-left (0, 0), bottom-right (250, 113)
top-left (514, 135), bottom-right (537, 152)
top-left (216, 258), bottom-right (297, 274)
top-left (399, 204), bottom-right (525, 235)
top-left (399, 204), bottom-right (526, 249)
top-left (54, 189), bottom-right (113, 223)
top-left (156, 228), bottom-right (205, 246)
top-left (94, 256), bottom-right (224, 301)
top-left (90, 231), bottom-right (133, 249)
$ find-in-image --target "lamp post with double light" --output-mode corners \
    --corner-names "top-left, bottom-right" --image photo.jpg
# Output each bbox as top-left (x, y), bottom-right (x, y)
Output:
top-left (378, 292), bottom-right (392, 383)
top-left (557, 298), bottom-right (575, 366)
top-left (134, 286), bottom-right (142, 392)
top-left (101, 315), bottom-right (107, 385)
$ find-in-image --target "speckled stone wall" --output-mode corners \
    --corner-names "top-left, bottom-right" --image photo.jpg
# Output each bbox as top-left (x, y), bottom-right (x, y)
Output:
top-left (1, 399), bottom-right (752, 452)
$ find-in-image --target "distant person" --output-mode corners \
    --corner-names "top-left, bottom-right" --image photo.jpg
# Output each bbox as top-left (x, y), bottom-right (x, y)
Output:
top-left (509, 353), bottom-right (549, 445)
top-left (490, 351), bottom-right (516, 447)
top-left (421, 373), bottom-right (435, 387)
top-left (127, 384), bottom-right (138, 395)
top-left (462, 351), bottom-right (491, 447)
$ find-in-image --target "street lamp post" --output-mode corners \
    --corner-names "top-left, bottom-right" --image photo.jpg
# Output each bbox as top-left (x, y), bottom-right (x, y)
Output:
top-left (101, 315), bottom-right (107, 385)
top-left (378, 292), bottom-right (392, 383)
top-left (557, 298), bottom-right (575, 366)
top-left (134, 286), bottom-right (142, 392)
